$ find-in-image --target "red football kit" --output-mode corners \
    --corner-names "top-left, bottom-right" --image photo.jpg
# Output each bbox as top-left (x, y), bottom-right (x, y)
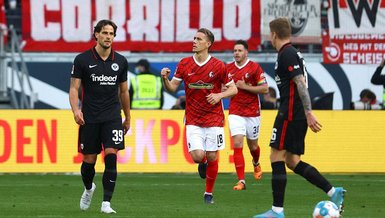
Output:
top-left (227, 59), bottom-right (267, 117)
top-left (174, 55), bottom-right (233, 127)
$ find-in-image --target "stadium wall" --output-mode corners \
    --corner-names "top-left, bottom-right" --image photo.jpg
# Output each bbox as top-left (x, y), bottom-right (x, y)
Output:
top-left (8, 55), bottom-right (383, 110)
top-left (0, 110), bottom-right (384, 173)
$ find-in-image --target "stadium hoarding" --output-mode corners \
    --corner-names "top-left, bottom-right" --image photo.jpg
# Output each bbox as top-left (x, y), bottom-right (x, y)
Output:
top-left (21, 0), bottom-right (261, 52)
top-left (323, 0), bottom-right (385, 64)
top-left (260, 0), bottom-right (322, 44)
top-left (0, 110), bottom-right (385, 173)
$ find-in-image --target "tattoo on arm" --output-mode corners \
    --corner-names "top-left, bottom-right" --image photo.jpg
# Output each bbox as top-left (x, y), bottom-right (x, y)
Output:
top-left (292, 75), bottom-right (312, 112)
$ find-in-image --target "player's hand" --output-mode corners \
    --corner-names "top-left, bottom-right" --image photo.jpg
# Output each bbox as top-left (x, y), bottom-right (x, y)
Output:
top-left (73, 109), bottom-right (85, 125)
top-left (306, 111), bottom-right (322, 133)
top-left (161, 68), bottom-right (171, 79)
top-left (206, 93), bottom-right (223, 105)
top-left (122, 117), bottom-right (130, 135)
top-left (235, 79), bottom-right (247, 89)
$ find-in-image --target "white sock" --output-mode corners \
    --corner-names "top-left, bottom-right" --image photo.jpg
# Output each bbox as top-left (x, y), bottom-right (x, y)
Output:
top-left (272, 206), bottom-right (284, 213)
top-left (327, 187), bottom-right (335, 197)
top-left (204, 192), bottom-right (212, 196)
top-left (239, 180), bottom-right (245, 184)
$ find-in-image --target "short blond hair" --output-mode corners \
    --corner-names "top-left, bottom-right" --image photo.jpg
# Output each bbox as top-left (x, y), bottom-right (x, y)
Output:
top-left (269, 17), bottom-right (291, 40)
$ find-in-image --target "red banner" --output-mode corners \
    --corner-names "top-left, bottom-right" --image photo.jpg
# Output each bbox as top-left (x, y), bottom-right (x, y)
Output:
top-left (21, 0), bottom-right (261, 52)
top-left (322, 32), bottom-right (385, 64)
top-left (324, 0), bottom-right (385, 64)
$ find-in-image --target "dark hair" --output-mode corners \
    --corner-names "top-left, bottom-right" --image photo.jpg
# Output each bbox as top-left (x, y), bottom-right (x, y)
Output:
top-left (269, 17), bottom-right (291, 39)
top-left (93, 19), bottom-right (117, 41)
top-left (136, 59), bottom-right (150, 71)
top-left (360, 89), bottom-right (376, 101)
top-left (234, 40), bottom-right (248, 50)
top-left (197, 28), bottom-right (215, 48)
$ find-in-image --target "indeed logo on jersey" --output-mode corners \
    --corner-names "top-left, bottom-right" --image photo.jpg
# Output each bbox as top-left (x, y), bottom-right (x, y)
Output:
top-left (90, 74), bottom-right (117, 85)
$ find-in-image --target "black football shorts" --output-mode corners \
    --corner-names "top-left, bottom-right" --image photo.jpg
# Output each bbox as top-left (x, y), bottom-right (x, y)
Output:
top-left (78, 118), bottom-right (125, 154)
top-left (269, 118), bottom-right (308, 155)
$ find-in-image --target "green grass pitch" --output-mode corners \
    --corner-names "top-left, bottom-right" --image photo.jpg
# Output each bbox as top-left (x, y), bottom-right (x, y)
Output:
top-left (0, 173), bottom-right (384, 217)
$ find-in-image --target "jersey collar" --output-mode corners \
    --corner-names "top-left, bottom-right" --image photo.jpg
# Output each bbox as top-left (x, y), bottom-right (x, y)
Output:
top-left (193, 55), bottom-right (211, 67)
top-left (91, 46), bottom-right (115, 61)
top-left (278, 42), bottom-right (292, 55)
top-left (235, 58), bottom-right (250, 69)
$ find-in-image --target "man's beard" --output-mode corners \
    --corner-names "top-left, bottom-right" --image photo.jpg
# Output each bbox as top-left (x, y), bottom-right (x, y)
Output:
top-left (99, 42), bottom-right (111, 49)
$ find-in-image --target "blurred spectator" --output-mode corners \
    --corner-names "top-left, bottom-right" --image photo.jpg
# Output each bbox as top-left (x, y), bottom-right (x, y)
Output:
top-left (351, 89), bottom-right (381, 110)
top-left (370, 59), bottom-right (385, 108)
top-left (171, 90), bottom-right (186, 109)
top-left (129, 59), bottom-right (164, 109)
top-left (261, 87), bottom-right (279, 109)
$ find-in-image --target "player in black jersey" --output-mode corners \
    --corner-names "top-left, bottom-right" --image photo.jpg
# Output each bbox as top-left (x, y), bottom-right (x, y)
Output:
top-left (69, 19), bottom-right (131, 214)
top-left (254, 18), bottom-right (345, 218)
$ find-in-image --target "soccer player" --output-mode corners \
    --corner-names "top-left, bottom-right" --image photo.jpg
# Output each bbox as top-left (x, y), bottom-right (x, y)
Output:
top-left (69, 19), bottom-right (131, 214)
top-left (161, 28), bottom-right (238, 204)
top-left (254, 18), bottom-right (345, 218)
top-left (227, 40), bottom-right (268, 190)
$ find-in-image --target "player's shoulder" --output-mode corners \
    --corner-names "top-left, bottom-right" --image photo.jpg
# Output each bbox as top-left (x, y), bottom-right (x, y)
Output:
top-left (113, 51), bottom-right (128, 63)
top-left (179, 56), bottom-right (193, 64)
top-left (226, 61), bottom-right (236, 68)
top-left (74, 49), bottom-right (92, 60)
top-left (280, 44), bottom-right (298, 57)
top-left (210, 56), bottom-right (224, 64)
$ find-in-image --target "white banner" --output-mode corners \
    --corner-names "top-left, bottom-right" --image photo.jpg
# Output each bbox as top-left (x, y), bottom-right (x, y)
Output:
top-left (261, 0), bottom-right (321, 44)
top-left (328, 0), bottom-right (385, 37)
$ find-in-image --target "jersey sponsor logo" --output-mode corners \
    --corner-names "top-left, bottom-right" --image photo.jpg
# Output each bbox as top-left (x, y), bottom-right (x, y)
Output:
top-left (90, 74), bottom-right (118, 85)
top-left (188, 80), bottom-right (214, 89)
top-left (111, 63), bottom-right (119, 71)
top-left (89, 64), bottom-right (97, 68)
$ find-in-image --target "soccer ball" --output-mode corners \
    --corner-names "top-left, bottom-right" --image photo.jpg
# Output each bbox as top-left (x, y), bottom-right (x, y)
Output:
top-left (312, 200), bottom-right (340, 218)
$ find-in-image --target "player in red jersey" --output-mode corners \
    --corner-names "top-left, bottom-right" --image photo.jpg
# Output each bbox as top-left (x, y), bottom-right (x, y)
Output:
top-left (227, 40), bottom-right (269, 190)
top-left (161, 28), bottom-right (238, 204)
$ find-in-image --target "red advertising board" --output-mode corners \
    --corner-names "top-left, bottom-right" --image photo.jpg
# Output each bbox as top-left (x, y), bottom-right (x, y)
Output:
top-left (21, 0), bottom-right (261, 52)
top-left (324, 0), bottom-right (385, 64)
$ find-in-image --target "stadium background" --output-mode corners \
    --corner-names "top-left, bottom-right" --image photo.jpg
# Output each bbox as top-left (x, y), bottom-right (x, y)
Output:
top-left (0, 0), bottom-right (385, 174)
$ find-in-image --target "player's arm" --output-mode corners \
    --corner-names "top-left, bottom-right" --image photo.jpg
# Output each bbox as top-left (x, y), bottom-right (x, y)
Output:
top-left (207, 81), bottom-right (238, 105)
top-left (161, 67), bottom-right (181, 93)
top-left (119, 81), bottom-right (131, 134)
top-left (69, 77), bottom-right (85, 125)
top-left (236, 80), bottom-right (268, 95)
top-left (371, 59), bottom-right (385, 85)
top-left (292, 75), bottom-right (322, 133)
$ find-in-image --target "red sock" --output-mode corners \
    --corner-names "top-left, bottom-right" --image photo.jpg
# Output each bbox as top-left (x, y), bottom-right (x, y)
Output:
top-left (201, 155), bottom-right (207, 164)
top-left (250, 145), bottom-right (260, 164)
top-left (233, 147), bottom-right (245, 180)
top-left (205, 159), bottom-right (218, 193)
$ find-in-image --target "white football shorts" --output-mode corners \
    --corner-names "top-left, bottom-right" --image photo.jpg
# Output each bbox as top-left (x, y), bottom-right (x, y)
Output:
top-left (186, 125), bottom-right (225, 152)
top-left (228, 114), bottom-right (261, 140)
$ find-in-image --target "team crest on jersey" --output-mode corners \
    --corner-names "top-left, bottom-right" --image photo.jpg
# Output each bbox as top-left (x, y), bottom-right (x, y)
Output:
top-left (111, 63), bottom-right (119, 71)
top-left (245, 73), bottom-right (249, 79)
top-left (209, 71), bottom-right (214, 78)
top-left (188, 80), bottom-right (213, 89)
